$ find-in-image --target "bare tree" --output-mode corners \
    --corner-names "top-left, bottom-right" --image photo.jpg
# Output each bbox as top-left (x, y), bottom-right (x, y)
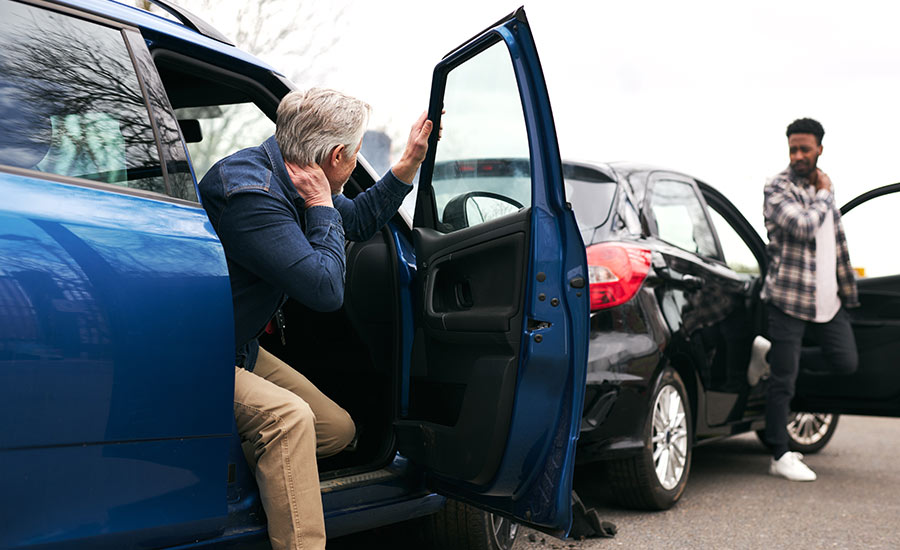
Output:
top-left (128, 0), bottom-right (351, 179)
top-left (1, 8), bottom-right (164, 191)
top-left (133, 0), bottom-right (346, 85)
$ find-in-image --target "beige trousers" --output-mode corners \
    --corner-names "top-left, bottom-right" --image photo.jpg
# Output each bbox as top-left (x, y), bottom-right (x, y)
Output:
top-left (233, 347), bottom-right (356, 550)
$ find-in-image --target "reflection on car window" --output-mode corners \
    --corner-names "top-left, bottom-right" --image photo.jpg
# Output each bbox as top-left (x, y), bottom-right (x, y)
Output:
top-left (620, 197), bottom-right (642, 235)
top-left (124, 31), bottom-right (196, 201)
top-left (566, 179), bottom-right (617, 241)
top-left (433, 159), bottom-right (530, 230)
top-left (708, 208), bottom-right (760, 275)
top-left (842, 191), bottom-right (900, 278)
top-left (430, 41), bottom-right (531, 232)
top-left (0, 1), bottom-right (167, 195)
top-left (650, 179), bottom-right (718, 258)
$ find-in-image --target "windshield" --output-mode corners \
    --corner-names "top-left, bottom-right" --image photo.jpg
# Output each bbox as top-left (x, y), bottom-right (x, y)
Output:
top-left (401, 159), bottom-right (619, 239)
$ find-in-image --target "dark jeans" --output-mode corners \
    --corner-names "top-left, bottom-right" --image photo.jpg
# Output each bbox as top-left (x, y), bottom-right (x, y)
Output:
top-left (764, 304), bottom-right (857, 459)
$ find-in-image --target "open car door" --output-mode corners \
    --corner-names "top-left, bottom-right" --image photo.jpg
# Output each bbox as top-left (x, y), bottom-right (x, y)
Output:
top-left (394, 8), bottom-right (589, 536)
top-left (793, 183), bottom-right (900, 416)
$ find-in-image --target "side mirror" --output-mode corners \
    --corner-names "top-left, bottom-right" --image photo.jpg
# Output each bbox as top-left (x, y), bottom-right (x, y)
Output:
top-left (178, 119), bottom-right (203, 143)
top-left (442, 191), bottom-right (524, 231)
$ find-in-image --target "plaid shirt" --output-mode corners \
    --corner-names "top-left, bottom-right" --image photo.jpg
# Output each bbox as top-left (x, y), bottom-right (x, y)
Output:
top-left (762, 167), bottom-right (859, 321)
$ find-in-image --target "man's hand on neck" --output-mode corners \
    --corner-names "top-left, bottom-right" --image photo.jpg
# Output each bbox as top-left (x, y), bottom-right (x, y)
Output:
top-left (285, 162), bottom-right (334, 208)
top-left (807, 168), bottom-right (818, 187)
top-left (814, 169), bottom-right (832, 193)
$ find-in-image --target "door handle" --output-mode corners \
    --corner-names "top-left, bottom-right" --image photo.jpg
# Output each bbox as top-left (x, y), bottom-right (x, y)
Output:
top-left (454, 280), bottom-right (474, 308)
top-left (653, 271), bottom-right (706, 290)
top-left (681, 274), bottom-right (706, 290)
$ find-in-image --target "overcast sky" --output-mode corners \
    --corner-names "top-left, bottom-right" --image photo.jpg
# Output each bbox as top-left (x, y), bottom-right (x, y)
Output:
top-left (209, 0), bottom-right (900, 273)
top-left (265, 1), bottom-right (897, 230)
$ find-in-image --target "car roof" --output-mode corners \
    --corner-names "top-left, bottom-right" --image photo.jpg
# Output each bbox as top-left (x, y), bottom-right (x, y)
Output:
top-left (563, 160), bottom-right (715, 213)
top-left (50, 0), bottom-right (282, 75)
top-left (566, 159), bottom-right (702, 188)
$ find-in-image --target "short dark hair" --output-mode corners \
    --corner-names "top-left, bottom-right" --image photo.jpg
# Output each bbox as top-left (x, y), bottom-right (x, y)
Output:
top-left (786, 118), bottom-right (825, 145)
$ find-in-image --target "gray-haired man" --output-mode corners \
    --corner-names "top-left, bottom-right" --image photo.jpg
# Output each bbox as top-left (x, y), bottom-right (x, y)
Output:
top-left (198, 88), bottom-right (433, 550)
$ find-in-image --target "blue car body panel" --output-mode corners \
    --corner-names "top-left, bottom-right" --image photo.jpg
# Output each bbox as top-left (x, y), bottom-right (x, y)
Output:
top-left (0, 173), bottom-right (235, 548)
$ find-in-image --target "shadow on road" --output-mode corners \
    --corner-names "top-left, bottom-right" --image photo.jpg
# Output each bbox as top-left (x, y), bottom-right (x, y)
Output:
top-left (331, 435), bottom-right (779, 549)
top-left (572, 433), bottom-right (772, 517)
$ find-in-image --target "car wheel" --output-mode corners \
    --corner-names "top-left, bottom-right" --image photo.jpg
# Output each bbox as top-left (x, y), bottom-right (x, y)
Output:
top-left (757, 412), bottom-right (839, 454)
top-left (423, 498), bottom-right (519, 550)
top-left (605, 367), bottom-right (692, 510)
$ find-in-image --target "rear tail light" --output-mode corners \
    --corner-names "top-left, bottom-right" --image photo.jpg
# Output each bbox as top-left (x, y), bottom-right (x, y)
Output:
top-left (586, 242), bottom-right (652, 311)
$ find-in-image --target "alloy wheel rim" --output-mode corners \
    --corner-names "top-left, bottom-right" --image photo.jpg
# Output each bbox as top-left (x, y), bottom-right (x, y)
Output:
top-left (787, 412), bottom-right (834, 445)
top-left (651, 385), bottom-right (688, 490)
top-left (489, 513), bottom-right (519, 550)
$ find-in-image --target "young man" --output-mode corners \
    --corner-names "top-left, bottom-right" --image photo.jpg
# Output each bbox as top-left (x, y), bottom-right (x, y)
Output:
top-left (761, 117), bottom-right (858, 481)
top-left (198, 88), bottom-right (433, 550)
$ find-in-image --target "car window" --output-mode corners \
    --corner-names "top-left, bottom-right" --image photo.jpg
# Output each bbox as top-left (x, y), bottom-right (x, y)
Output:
top-left (707, 208), bottom-right (761, 275)
top-left (620, 197), bottom-right (642, 235)
top-left (649, 178), bottom-right (718, 258)
top-left (123, 31), bottom-right (196, 202)
top-left (0, 1), bottom-right (168, 196)
top-left (565, 179), bottom-right (617, 242)
top-left (175, 102), bottom-right (275, 184)
top-left (841, 191), bottom-right (900, 279)
top-left (430, 42), bottom-right (531, 232)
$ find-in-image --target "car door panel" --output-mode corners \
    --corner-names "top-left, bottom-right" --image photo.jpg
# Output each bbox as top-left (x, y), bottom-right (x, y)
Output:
top-left (644, 174), bottom-right (754, 426)
top-left (697, 181), bottom-right (770, 423)
top-left (793, 184), bottom-right (900, 416)
top-left (793, 275), bottom-right (900, 413)
top-left (403, 211), bottom-right (527, 485)
top-left (0, 175), bottom-right (234, 549)
top-left (0, 4), bottom-right (236, 545)
top-left (419, 211), bottom-right (528, 332)
top-left (652, 242), bottom-right (753, 425)
top-left (396, 8), bottom-right (588, 536)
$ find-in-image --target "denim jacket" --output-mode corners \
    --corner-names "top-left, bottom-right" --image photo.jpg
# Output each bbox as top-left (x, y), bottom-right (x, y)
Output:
top-left (198, 135), bottom-right (412, 369)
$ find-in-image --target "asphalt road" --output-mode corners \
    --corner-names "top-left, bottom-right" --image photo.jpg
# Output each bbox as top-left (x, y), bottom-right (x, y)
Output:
top-left (520, 415), bottom-right (900, 550)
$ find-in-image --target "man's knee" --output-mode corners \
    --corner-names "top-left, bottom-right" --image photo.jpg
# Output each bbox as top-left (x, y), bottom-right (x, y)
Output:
top-left (335, 408), bottom-right (356, 448)
top-left (246, 397), bottom-right (316, 444)
top-left (280, 397), bottom-right (317, 434)
top-left (317, 408), bottom-right (356, 458)
top-left (236, 397), bottom-right (316, 469)
top-left (830, 352), bottom-right (858, 375)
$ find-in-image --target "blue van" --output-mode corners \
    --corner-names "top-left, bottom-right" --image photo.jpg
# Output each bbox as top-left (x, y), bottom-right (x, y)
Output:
top-left (0, 1), bottom-right (589, 548)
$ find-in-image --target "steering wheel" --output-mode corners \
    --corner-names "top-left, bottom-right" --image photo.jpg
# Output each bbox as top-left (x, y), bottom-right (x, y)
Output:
top-left (441, 191), bottom-right (525, 231)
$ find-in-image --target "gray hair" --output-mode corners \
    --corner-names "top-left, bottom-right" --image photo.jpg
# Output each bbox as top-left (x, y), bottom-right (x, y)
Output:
top-left (275, 88), bottom-right (371, 165)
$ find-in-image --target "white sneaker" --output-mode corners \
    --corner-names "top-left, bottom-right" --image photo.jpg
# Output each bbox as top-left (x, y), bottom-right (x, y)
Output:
top-left (769, 451), bottom-right (817, 481)
top-left (747, 335), bottom-right (772, 386)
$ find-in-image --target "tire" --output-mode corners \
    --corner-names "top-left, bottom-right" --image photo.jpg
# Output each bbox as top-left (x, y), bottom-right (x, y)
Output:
top-left (756, 412), bottom-right (840, 454)
top-left (423, 499), bottom-right (520, 550)
top-left (605, 367), bottom-right (692, 510)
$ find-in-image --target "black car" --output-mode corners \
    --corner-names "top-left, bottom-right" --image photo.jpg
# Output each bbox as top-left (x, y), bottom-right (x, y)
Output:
top-left (427, 158), bottom-right (900, 510)
top-left (564, 160), bottom-right (900, 509)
